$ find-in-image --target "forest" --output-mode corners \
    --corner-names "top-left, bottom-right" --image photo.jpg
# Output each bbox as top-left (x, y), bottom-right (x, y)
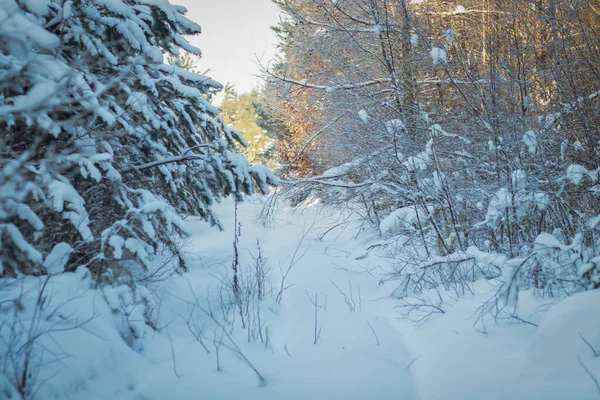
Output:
top-left (1, 0), bottom-right (599, 399)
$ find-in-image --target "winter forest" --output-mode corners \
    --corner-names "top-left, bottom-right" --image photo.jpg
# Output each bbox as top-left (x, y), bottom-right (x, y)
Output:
top-left (1, 0), bottom-right (600, 398)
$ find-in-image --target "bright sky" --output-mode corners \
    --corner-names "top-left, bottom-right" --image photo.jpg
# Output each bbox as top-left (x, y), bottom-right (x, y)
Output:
top-left (175, 0), bottom-right (281, 94)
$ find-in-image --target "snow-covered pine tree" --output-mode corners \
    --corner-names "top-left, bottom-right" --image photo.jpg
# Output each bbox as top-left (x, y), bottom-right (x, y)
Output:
top-left (0, 0), bottom-right (277, 279)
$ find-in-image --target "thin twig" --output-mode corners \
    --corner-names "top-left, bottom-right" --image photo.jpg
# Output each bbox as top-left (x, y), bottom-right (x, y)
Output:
top-left (407, 355), bottom-right (421, 370)
top-left (166, 328), bottom-right (182, 378)
top-left (367, 322), bottom-right (380, 346)
top-left (579, 332), bottom-right (599, 358)
top-left (577, 356), bottom-right (600, 395)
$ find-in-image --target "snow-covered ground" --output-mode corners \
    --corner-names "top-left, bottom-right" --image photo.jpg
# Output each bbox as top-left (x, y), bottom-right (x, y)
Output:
top-left (2, 197), bottom-right (599, 400)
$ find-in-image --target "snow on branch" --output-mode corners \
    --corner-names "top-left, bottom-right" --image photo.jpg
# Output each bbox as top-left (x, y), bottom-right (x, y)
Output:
top-left (543, 89), bottom-right (600, 129)
top-left (280, 177), bottom-right (375, 189)
top-left (416, 7), bottom-right (508, 16)
top-left (270, 74), bottom-right (392, 92)
top-left (121, 144), bottom-right (219, 172)
top-left (268, 72), bottom-right (489, 93)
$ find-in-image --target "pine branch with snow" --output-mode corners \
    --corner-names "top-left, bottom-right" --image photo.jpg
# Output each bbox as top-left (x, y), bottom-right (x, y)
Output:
top-left (0, 0), bottom-right (277, 280)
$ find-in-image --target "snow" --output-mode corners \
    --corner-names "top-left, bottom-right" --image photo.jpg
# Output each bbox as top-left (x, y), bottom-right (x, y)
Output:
top-left (385, 118), bottom-right (406, 134)
top-left (535, 232), bottom-right (564, 250)
top-left (313, 27), bottom-right (327, 36)
top-left (5, 200), bottom-right (44, 230)
top-left (2, 0), bottom-right (587, 395)
top-left (0, 1), bottom-right (59, 50)
top-left (48, 180), bottom-right (93, 241)
top-left (429, 124), bottom-right (471, 143)
top-left (109, 234), bottom-right (125, 259)
top-left (567, 164), bottom-right (588, 185)
top-left (125, 237), bottom-right (150, 260)
top-left (0, 267), bottom-right (150, 398)
top-left (249, 165), bottom-right (280, 192)
top-left (2, 8), bottom-right (282, 399)
top-left (1, 223), bottom-right (43, 264)
top-left (320, 158), bottom-right (363, 178)
top-left (523, 130), bottom-right (537, 155)
top-left (63, 0), bottom-right (72, 19)
top-left (511, 169), bottom-right (527, 189)
top-left (465, 246), bottom-right (507, 268)
top-left (20, 0), bottom-right (49, 15)
top-left (403, 151), bottom-right (430, 172)
top-left (2, 198), bottom-right (600, 400)
top-left (11, 82), bottom-right (60, 116)
top-left (358, 109), bottom-right (369, 123)
top-left (430, 47), bottom-right (447, 66)
top-left (380, 206), bottom-right (431, 236)
top-left (482, 188), bottom-right (512, 228)
top-left (44, 242), bottom-right (73, 275)
top-left (0, 199), bottom-right (422, 399)
top-left (589, 168), bottom-right (599, 183)
top-left (410, 34), bottom-right (419, 47)
top-left (578, 255), bottom-right (600, 279)
top-left (534, 191), bottom-right (551, 210)
top-left (521, 290), bottom-right (600, 399)
top-left (162, 75), bottom-right (202, 98)
top-left (156, 64), bottom-right (221, 89)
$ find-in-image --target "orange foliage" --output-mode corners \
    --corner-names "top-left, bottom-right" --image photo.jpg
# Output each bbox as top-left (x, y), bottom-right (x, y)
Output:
top-left (277, 91), bottom-right (326, 177)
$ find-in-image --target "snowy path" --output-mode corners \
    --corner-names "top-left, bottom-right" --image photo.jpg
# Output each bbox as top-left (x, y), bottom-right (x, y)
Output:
top-left (23, 198), bottom-right (599, 400)
top-left (129, 199), bottom-right (420, 400)
top-left (123, 199), bottom-right (600, 400)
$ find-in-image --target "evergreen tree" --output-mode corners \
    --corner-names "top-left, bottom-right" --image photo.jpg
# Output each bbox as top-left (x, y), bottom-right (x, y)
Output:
top-left (0, 0), bottom-right (277, 279)
top-left (220, 89), bottom-right (274, 166)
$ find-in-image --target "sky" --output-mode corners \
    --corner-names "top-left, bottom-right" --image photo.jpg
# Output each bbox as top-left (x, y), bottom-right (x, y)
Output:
top-left (175, 0), bottom-right (282, 94)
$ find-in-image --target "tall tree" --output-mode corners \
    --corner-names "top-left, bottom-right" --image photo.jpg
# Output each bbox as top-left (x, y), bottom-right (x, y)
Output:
top-left (221, 89), bottom-right (275, 166)
top-left (0, 0), bottom-right (277, 279)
